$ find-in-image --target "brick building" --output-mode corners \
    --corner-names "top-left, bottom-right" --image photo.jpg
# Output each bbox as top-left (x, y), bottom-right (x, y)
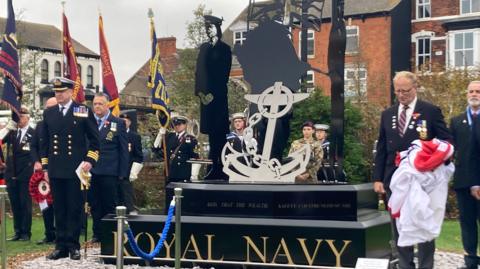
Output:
top-left (411, 0), bottom-right (480, 70)
top-left (224, 0), bottom-right (411, 105)
top-left (120, 37), bottom-right (179, 114)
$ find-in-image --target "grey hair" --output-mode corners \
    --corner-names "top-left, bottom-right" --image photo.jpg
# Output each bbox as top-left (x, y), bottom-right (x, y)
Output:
top-left (393, 71), bottom-right (418, 86)
top-left (94, 92), bottom-right (111, 102)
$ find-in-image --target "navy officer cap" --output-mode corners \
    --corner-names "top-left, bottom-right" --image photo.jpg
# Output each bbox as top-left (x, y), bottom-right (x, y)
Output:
top-left (50, 77), bottom-right (75, 91)
top-left (172, 115), bottom-right (188, 125)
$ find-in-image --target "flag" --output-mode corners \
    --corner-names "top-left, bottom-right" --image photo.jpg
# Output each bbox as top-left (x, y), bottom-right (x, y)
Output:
top-left (0, 0), bottom-right (22, 116)
top-left (99, 14), bottom-right (120, 116)
top-left (63, 11), bottom-right (84, 103)
top-left (147, 17), bottom-right (170, 128)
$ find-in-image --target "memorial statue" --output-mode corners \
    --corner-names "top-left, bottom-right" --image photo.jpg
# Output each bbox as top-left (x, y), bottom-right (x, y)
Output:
top-left (194, 15), bottom-right (232, 180)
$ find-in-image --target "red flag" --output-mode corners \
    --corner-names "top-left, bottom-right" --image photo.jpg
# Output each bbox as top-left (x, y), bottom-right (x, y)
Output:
top-left (99, 14), bottom-right (120, 116)
top-left (63, 12), bottom-right (85, 103)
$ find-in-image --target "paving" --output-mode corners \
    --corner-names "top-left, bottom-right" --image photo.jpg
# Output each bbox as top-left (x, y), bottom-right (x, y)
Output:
top-left (18, 248), bottom-right (467, 269)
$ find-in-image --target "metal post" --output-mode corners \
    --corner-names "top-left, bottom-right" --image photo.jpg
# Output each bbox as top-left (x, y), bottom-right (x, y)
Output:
top-left (0, 185), bottom-right (7, 269)
top-left (115, 206), bottom-right (127, 269)
top-left (174, 188), bottom-right (183, 269)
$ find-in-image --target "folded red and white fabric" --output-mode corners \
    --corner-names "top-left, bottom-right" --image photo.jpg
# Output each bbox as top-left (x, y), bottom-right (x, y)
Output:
top-left (388, 138), bottom-right (454, 247)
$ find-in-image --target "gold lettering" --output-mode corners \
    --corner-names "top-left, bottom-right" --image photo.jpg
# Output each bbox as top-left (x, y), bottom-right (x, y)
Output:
top-left (162, 234), bottom-right (176, 259)
top-left (206, 234), bottom-right (224, 261)
top-left (182, 234), bottom-right (204, 260)
top-left (112, 231), bottom-right (133, 257)
top-left (243, 236), bottom-right (269, 263)
top-left (326, 240), bottom-right (352, 267)
top-left (272, 238), bottom-right (294, 265)
top-left (136, 232), bottom-right (156, 254)
top-left (297, 238), bottom-right (323, 265)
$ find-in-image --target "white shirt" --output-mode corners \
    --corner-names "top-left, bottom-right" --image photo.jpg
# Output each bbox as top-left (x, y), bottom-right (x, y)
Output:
top-left (58, 99), bottom-right (73, 116)
top-left (17, 125), bottom-right (29, 143)
top-left (397, 97), bottom-right (418, 134)
top-left (176, 131), bottom-right (185, 140)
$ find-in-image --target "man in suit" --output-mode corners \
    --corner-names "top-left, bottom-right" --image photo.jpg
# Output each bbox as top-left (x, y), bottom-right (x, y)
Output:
top-left (90, 93), bottom-right (128, 242)
top-left (31, 97), bottom-right (57, 245)
top-left (373, 71), bottom-right (451, 269)
top-left (164, 115), bottom-right (198, 183)
top-left (40, 77), bottom-right (100, 260)
top-left (452, 81), bottom-right (480, 269)
top-left (4, 106), bottom-right (34, 241)
top-left (118, 113), bottom-right (143, 214)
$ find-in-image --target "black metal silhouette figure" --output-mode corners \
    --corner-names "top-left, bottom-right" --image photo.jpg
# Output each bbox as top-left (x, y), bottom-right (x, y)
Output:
top-left (194, 15), bottom-right (232, 180)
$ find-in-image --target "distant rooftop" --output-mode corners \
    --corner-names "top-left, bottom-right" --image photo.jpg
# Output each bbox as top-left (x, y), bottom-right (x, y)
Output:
top-left (0, 17), bottom-right (99, 58)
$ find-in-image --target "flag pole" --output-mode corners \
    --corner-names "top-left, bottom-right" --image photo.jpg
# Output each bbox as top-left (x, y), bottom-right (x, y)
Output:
top-left (61, 1), bottom-right (66, 77)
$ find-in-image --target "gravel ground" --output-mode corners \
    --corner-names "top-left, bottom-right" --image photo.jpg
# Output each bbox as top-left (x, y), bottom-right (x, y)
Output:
top-left (18, 248), bottom-right (466, 269)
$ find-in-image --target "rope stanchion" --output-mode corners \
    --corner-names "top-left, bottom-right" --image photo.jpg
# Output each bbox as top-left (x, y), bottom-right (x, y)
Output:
top-left (125, 199), bottom-right (176, 262)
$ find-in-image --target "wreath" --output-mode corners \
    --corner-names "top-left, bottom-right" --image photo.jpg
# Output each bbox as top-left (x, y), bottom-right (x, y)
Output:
top-left (29, 171), bottom-right (53, 205)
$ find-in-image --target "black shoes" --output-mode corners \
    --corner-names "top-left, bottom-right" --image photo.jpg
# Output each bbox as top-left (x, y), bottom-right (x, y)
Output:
top-left (7, 234), bottom-right (20, 241)
top-left (7, 234), bottom-right (30, 241)
top-left (36, 237), bottom-right (55, 245)
top-left (46, 249), bottom-right (69, 260)
top-left (69, 249), bottom-right (81, 260)
top-left (47, 249), bottom-right (80, 260)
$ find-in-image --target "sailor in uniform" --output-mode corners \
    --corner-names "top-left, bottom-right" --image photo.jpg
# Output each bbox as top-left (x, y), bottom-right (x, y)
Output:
top-left (40, 77), bottom-right (100, 260)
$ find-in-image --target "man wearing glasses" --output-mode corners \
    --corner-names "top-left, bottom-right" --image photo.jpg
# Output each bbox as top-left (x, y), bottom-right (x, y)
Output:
top-left (373, 71), bottom-right (451, 269)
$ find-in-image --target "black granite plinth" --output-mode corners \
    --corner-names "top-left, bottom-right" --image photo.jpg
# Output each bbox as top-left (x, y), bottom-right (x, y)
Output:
top-left (165, 182), bottom-right (377, 221)
top-left (101, 211), bottom-right (391, 268)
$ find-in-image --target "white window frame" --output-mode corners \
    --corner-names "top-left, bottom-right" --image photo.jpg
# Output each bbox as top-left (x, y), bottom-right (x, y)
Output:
top-left (416, 37), bottom-right (431, 70)
top-left (344, 67), bottom-right (367, 99)
top-left (345, 26), bottom-right (360, 54)
top-left (305, 70), bottom-right (314, 92)
top-left (298, 29), bottom-right (315, 58)
top-left (416, 0), bottom-right (431, 19)
top-left (233, 30), bottom-right (247, 45)
top-left (461, 0), bottom-right (480, 14)
top-left (448, 29), bottom-right (479, 68)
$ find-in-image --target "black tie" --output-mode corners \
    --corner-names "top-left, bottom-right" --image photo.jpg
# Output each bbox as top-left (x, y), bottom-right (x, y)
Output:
top-left (97, 119), bottom-right (102, 129)
top-left (59, 106), bottom-right (65, 116)
top-left (16, 131), bottom-right (21, 146)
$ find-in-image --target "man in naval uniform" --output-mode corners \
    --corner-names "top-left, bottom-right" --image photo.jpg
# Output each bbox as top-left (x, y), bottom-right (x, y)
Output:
top-left (226, 112), bottom-right (248, 152)
top-left (164, 116), bottom-right (198, 183)
top-left (288, 121), bottom-right (323, 183)
top-left (4, 106), bottom-right (34, 241)
top-left (314, 123), bottom-right (332, 182)
top-left (40, 77), bottom-right (100, 260)
top-left (89, 93), bottom-right (128, 243)
top-left (373, 71), bottom-right (451, 269)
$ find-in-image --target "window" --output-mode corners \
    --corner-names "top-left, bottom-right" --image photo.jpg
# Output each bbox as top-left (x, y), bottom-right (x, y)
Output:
top-left (416, 37), bottom-right (431, 70)
top-left (305, 70), bottom-right (314, 92)
top-left (453, 32), bottom-right (474, 67)
top-left (233, 31), bottom-right (247, 45)
top-left (344, 68), bottom-right (367, 98)
top-left (77, 64), bottom-right (82, 82)
top-left (461, 0), bottom-right (480, 14)
top-left (40, 59), bottom-right (49, 83)
top-left (54, 61), bottom-right (61, 77)
top-left (87, 65), bottom-right (94, 88)
top-left (346, 26), bottom-right (359, 54)
top-left (417, 0), bottom-right (431, 19)
top-left (298, 30), bottom-right (315, 57)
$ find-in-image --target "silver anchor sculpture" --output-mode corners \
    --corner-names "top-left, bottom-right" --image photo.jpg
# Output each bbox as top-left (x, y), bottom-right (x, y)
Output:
top-left (222, 82), bottom-right (311, 183)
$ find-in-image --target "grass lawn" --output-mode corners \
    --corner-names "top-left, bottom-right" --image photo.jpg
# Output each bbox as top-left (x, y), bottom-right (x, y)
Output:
top-left (437, 219), bottom-right (463, 253)
top-left (5, 216), bottom-right (92, 257)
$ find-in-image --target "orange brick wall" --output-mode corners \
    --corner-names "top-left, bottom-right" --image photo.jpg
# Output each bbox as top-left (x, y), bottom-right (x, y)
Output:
top-left (291, 16), bottom-right (393, 104)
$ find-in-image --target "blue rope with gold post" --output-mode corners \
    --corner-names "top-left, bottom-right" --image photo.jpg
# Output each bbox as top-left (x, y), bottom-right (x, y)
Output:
top-left (125, 199), bottom-right (175, 262)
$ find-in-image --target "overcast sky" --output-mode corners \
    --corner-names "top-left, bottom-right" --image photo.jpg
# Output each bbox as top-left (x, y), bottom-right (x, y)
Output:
top-left (6, 0), bottom-right (250, 89)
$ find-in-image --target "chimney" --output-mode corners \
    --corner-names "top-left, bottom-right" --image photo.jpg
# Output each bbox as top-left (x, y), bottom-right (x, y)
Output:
top-left (157, 37), bottom-right (177, 57)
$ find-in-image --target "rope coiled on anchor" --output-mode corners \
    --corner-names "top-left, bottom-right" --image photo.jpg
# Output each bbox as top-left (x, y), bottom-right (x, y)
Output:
top-left (125, 199), bottom-right (175, 262)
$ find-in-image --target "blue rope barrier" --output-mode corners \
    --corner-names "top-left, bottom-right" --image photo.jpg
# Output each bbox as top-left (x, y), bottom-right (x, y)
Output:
top-left (126, 199), bottom-right (176, 261)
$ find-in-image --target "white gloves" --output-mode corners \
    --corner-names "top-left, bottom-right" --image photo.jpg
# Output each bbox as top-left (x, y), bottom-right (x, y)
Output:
top-left (153, 127), bottom-right (166, 148)
top-left (0, 120), bottom-right (16, 140)
top-left (129, 162), bottom-right (144, 182)
top-left (191, 163), bottom-right (201, 181)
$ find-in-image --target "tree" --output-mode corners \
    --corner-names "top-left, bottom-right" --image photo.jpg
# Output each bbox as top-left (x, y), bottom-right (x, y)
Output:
top-left (416, 64), bottom-right (480, 123)
top-left (185, 4), bottom-right (212, 48)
